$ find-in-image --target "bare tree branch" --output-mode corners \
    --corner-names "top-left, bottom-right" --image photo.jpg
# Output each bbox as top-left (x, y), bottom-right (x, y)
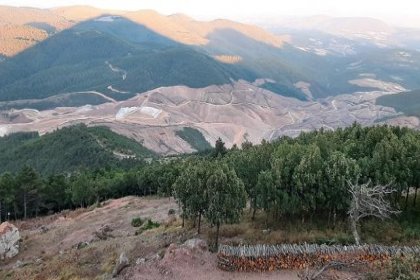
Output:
top-left (347, 180), bottom-right (400, 245)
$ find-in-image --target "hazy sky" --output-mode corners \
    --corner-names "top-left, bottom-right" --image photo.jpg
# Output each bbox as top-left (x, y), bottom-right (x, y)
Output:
top-left (1, 0), bottom-right (420, 27)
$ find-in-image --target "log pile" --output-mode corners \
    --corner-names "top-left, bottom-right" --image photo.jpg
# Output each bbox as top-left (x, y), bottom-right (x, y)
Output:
top-left (217, 244), bottom-right (420, 272)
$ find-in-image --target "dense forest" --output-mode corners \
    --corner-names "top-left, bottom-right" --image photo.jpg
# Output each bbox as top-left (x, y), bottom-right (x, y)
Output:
top-left (0, 124), bottom-right (155, 174)
top-left (0, 123), bottom-right (419, 245)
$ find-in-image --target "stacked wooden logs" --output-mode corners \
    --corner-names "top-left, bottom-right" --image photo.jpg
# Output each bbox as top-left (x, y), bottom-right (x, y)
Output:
top-left (217, 244), bottom-right (420, 272)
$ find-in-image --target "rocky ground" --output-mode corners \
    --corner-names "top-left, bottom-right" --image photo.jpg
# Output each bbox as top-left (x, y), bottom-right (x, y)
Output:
top-left (0, 197), bottom-right (303, 280)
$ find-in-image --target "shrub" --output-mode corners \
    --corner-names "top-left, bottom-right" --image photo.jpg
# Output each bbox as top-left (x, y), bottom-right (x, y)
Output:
top-left (143, 219), bottom-right (160, 230)
top-left (388, 256), bottom-right (420, 280)
top-left (366, 256), bottom-right (420, 280)
top-left (131, 217), bottom-right (144, 228)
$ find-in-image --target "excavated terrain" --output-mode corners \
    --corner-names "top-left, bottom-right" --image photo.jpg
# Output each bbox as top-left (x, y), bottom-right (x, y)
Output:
top-left (0, 80), bottom-right (417, 155)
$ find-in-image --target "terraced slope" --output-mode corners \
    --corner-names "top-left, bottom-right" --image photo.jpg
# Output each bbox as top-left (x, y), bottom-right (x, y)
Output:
top-left (1, 81), bottom-right (417, 155)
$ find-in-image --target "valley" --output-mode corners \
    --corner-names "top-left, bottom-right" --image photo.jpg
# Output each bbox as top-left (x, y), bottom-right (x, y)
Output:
top-left (1, 6), bottom-right (420, 154)
top-left (1, 4), bottom-right (420, 279)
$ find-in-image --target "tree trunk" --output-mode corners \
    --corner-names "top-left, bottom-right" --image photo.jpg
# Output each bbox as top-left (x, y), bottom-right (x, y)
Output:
top-left (0, 201), bottom-right (2, 223)
top-left (327, 209), bottom-right (331, 227)
top-left (265, 211), bottom-right (269, 228)
top-left (197, 213), bottom-right (202, 234)
top-left (252, 206), bottom-right (257, 221)
top-left (405, 185), bottom-right (410, 210)
top-left (23, 192), bottom-right (27, 220)
top-left (413, 186), bottom-right (418, 208)
top-left (13, 203), bottom-right (18, 220)
top-left (394, 190), bottom-right (400, 205)
top-left (182, 208), bottom-right (185, 228)
top-left (215, 222), bottom-right (220, 250)
top-left (350, 216), bottom-right (360, 246)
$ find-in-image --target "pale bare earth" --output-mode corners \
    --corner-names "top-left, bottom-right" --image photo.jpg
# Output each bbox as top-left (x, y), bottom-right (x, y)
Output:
top-left (0, 196), bottom-right (299, 280)
top-left (1, 80), bottom-right (417, 155)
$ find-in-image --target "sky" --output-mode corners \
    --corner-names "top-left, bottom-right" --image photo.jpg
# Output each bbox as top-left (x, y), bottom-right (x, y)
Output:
top-left (1, 0), bottom-right (420, 27)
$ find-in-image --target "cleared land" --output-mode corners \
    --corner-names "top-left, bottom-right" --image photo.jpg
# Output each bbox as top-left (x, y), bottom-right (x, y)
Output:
top-left (0, 80), bottom-right (417, 155)
top-left (0, 196), bottom-right (300, 280)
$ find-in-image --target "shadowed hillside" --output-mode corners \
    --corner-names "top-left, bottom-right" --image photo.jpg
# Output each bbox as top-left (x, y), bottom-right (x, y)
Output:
top-left (0, 16), bottom-right (248, 102)
top-left (376, 90), bottom-right (420, 118)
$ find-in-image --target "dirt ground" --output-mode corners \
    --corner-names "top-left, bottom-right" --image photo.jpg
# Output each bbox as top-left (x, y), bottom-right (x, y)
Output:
top-left (0, 196), bottom-right (304, 280)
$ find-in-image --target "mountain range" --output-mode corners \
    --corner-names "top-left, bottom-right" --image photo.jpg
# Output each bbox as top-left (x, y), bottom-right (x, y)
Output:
top-left (0, 5), bottom-right (419, 155)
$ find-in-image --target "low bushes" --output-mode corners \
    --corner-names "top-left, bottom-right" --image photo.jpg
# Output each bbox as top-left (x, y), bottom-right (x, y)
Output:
top-left (131, 217), bottom-right (144, 228)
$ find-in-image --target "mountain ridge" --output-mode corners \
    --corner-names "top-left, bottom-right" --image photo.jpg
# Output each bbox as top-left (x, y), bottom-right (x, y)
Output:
top-left (1, 5), bottom-right (420, 153)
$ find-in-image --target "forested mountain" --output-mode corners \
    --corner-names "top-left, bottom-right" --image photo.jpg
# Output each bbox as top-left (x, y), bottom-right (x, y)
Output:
top-left (2, 7), bottom-right (420, 105)
top-left (0, 17), bottom-right (242, 102)
top-left (0, 124), bottom-right (154, 174)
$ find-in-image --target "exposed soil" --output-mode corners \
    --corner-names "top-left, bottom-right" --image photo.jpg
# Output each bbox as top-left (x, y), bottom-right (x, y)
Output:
top-left (1, 81), bottom-right (417, 155)
top-left (0, 197), bottom-right (300, 279)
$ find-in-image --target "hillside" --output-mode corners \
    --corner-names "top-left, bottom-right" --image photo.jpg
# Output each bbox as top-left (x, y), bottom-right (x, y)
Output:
top-left (2, 6), bottom-right (420, 104)
top-left (0, 124), bottom-right (155, 174)
top-left (1, 125), bottom-right (420, 279)
top-left (0, 16), bottom-right (255, 102)
top-left (2, 80), bottom-right (417, 156)
top-left (0, 6), bottom-right (71, 56)
top-left (1, 6), bottom-right (420, 151)
top-left (376, 90), bottom-right (420, 118)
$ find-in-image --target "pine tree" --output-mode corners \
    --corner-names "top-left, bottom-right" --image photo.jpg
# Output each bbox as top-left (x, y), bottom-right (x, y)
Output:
top-left (16, 166), bottom-right (42, 219)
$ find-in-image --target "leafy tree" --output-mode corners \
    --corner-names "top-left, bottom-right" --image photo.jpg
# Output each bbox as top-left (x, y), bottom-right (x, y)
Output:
top-left (68, 172), bottom-right (94, 208)
top-left (213, 138), bottom-right (227, 157)
top-left (16, 166), bottom-right (42, 219)
top-left (256, 170), bottom-right (275, 224)
top-left (0, 173), bottom-right (15, 222)
top-left (205, 164), bottom-right (246, 249)
top-left (185, 162), bottom-right (211, 233)
top-left (173, 164), bottom-right (195, 227)
top-left (323, 151), bottom-right (361, 224)
top-left (293, 145), bottom-right (323, 215)
top-left (42, 174), bottom-right (70, 213)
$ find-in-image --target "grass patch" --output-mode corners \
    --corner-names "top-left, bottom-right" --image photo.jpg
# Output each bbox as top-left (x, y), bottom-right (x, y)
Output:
top-left (143, 219), bottom-right (161, 230)
top-left (135, 219), bottom-right (161, 235)
top-left (204, 206), bottom-right (420, 246)
top-left (131, 217), bottom-right (144, 228)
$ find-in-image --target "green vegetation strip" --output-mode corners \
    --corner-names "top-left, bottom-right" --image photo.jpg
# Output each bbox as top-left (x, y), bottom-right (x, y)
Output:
top-left (175, 127), bottom-right (211, 152)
